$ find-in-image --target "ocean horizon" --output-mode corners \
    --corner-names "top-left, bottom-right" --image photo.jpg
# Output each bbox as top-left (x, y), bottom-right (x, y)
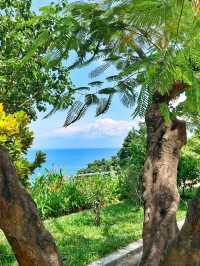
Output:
top-left (28, 148), bottom-right (119, 177)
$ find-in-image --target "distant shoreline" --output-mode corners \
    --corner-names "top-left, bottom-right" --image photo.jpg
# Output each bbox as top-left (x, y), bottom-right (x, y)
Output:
top-left (28, 148), bottom-right (119, 176)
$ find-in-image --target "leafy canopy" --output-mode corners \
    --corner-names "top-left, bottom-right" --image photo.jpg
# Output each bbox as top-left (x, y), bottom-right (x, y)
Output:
top-left (37, 0), bottom-right (200, 125)
top-left (0, 0), bottom-right (73, 120)
top-left (0, 0), bottom-right (78, 182)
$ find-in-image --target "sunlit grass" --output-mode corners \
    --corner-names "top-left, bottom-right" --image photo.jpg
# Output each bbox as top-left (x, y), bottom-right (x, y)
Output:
top-left (0, 197), bottom-right (188, 266)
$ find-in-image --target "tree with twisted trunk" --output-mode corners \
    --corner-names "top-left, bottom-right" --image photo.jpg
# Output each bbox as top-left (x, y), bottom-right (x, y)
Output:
top-left (0, 1), bottom-right (74, 265)
top-left (41, 0), bottom-right (200, 264)
top-left (0, 148), bottom-right (63, 266)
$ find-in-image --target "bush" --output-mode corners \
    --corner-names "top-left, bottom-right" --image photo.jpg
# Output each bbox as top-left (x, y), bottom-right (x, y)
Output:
top-left (118, 168), bottom-right (143, 207)
top-left (0, 103), bottom-right (45, 186)
top-left (75, 174), bottom-right (119, 225)
top-left (178, 154), bottom-right (200, 196)
top-left (31, 170), bottom-right (119, 220)
top-left (77, 125), bottom-right (146, 205)
top-left (117, 125), bottom-right (146, 205)
top-left (31, 171), bottom-right (83, 219)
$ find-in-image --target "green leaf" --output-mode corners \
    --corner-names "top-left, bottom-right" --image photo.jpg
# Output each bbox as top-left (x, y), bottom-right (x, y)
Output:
top-left (98, 88), bottom-right (116, 94)
top-left (85, 94), bottom-right (99, 105)
top-left (22, 30), bottom-right (50, 65)
top-left (75, 87), bottom-right (90, 91)
top-left (88, 81), bottom-right (104, 87)
top-left (64, 101), bottom-right (87, 127)
top-left (89, 62), bottom-right (111, 78)
top-left (96, 95), bottom-right (113, 116)
top-left (106, 75), bottom-right (121, 81)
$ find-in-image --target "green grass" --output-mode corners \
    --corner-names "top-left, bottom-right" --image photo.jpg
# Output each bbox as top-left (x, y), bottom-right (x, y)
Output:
top-left (0, 200), bottom-right (187, 266)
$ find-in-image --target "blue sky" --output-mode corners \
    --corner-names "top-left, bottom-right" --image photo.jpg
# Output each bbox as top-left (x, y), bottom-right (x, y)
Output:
top-left (31, 0), bottom-right (138, 149)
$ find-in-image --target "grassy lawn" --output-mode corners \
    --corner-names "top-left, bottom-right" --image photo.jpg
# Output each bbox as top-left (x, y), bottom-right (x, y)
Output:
top-left (0, 200), bottom-right (187, 266)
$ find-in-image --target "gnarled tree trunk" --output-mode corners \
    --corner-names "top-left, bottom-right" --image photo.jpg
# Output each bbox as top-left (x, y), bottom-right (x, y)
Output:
top-left (140, 102), bottom-right (187, 266)
top-left (162, 189), bottom-right (200, 266)
top-left (0, 148), bottom-right (63, 266)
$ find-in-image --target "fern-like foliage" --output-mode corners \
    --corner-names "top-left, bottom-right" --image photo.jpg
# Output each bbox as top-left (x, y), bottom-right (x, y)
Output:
top-left (133, 86), bottom-right (152, 118)
top-left (96, 95), bottom-right (113, 116)
top-left (32, 0), bottom-right (200, 126)
top-left (64, 101), bottom-right (88, 127)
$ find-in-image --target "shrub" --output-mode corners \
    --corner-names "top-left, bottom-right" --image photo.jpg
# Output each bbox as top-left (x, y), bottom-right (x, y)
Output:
top-left (75, 174), bottom-right (119, 225)
top-left (117, 125), bottom-right (146, 205)
top-left (31, 171), bottom-right (81, 218)
top-left (118, 168), bottom-right (143, 207)
top-left (0, 103), bottom-right (45, 186)
top-left (178, 154), bottom-right (200, 196)
top-left (31, 171), bottom-right (119, 220)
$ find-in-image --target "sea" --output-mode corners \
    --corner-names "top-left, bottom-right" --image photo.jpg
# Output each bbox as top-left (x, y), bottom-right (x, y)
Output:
top-left (28, 148), bottom-right (119, 177)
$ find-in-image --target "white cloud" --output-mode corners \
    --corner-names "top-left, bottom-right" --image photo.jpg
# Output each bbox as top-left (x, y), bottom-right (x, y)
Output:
top-left (47, 118), bottom-right (135, 138)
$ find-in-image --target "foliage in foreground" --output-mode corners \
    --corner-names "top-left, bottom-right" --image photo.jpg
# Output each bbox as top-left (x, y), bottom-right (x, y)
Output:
top-left (0, 104), bottom-right (45, 185)
top-left (0, 1), bottom-right (73, 120)
top-left (0, 199), bottom-right (187, 266)
top-left (31, 123), bottom-right (200, 222)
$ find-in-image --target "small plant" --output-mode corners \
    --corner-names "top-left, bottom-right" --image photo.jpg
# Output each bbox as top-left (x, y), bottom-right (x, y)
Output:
top-left (76, 174), bottom-right (119, 226)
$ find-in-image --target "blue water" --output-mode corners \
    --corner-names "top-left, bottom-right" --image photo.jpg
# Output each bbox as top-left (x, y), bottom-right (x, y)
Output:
top-left (28, 148), bottom-right (118, 177)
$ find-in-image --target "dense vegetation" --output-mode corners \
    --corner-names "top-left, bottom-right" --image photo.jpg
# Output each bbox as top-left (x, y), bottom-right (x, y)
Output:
top-left (1, 0), bottom-right (200, 265)
top-left (79, 124), bottom-right (200, 200)
top-left (29, 124), bottom-right (200, 223)
top-left (43, 3), bottom-right (200, 263)
top-left (31, 171), bottom-right (119, 221)
top-left (0, 2), bottom-right (75, 265)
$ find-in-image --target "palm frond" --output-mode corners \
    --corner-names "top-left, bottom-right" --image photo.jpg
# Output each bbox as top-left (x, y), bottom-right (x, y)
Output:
top-left (106, 75), bottom-right (121, 81)
top-left (119, 88), bottom-right (137, 108)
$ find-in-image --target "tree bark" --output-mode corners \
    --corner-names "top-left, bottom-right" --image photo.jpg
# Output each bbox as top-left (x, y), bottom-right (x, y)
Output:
top-left (0, 148), bottom-right (63, 266)
top-left (162, 189), bottom-right (200, 266)
top-left (140, 103), bottom-right (187, 266)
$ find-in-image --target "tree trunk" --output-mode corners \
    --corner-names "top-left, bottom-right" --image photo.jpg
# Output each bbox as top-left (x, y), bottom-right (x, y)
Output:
top-left (0, 148), bottom-right (63, 266)
top-left (162, 189), bottom-right (200, 266)
top-left (140, 103), bottom-right (187, 266)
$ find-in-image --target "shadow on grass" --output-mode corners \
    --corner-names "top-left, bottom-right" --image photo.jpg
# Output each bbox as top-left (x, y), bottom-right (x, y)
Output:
top-left (58, 231), bottom-right (138, 266)
top-left (50, 201), bottom-right (142, 266)
top-left (0, 199), bottom-right (187, 266)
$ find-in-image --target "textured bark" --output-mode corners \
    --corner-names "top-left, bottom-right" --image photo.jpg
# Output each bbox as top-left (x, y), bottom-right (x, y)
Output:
top-left (140, 103), bottom-right (187, 266)
top-left (162, 190), bottom-right (200, 266)
top-left (0, 148), bottom-right (63, 266)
